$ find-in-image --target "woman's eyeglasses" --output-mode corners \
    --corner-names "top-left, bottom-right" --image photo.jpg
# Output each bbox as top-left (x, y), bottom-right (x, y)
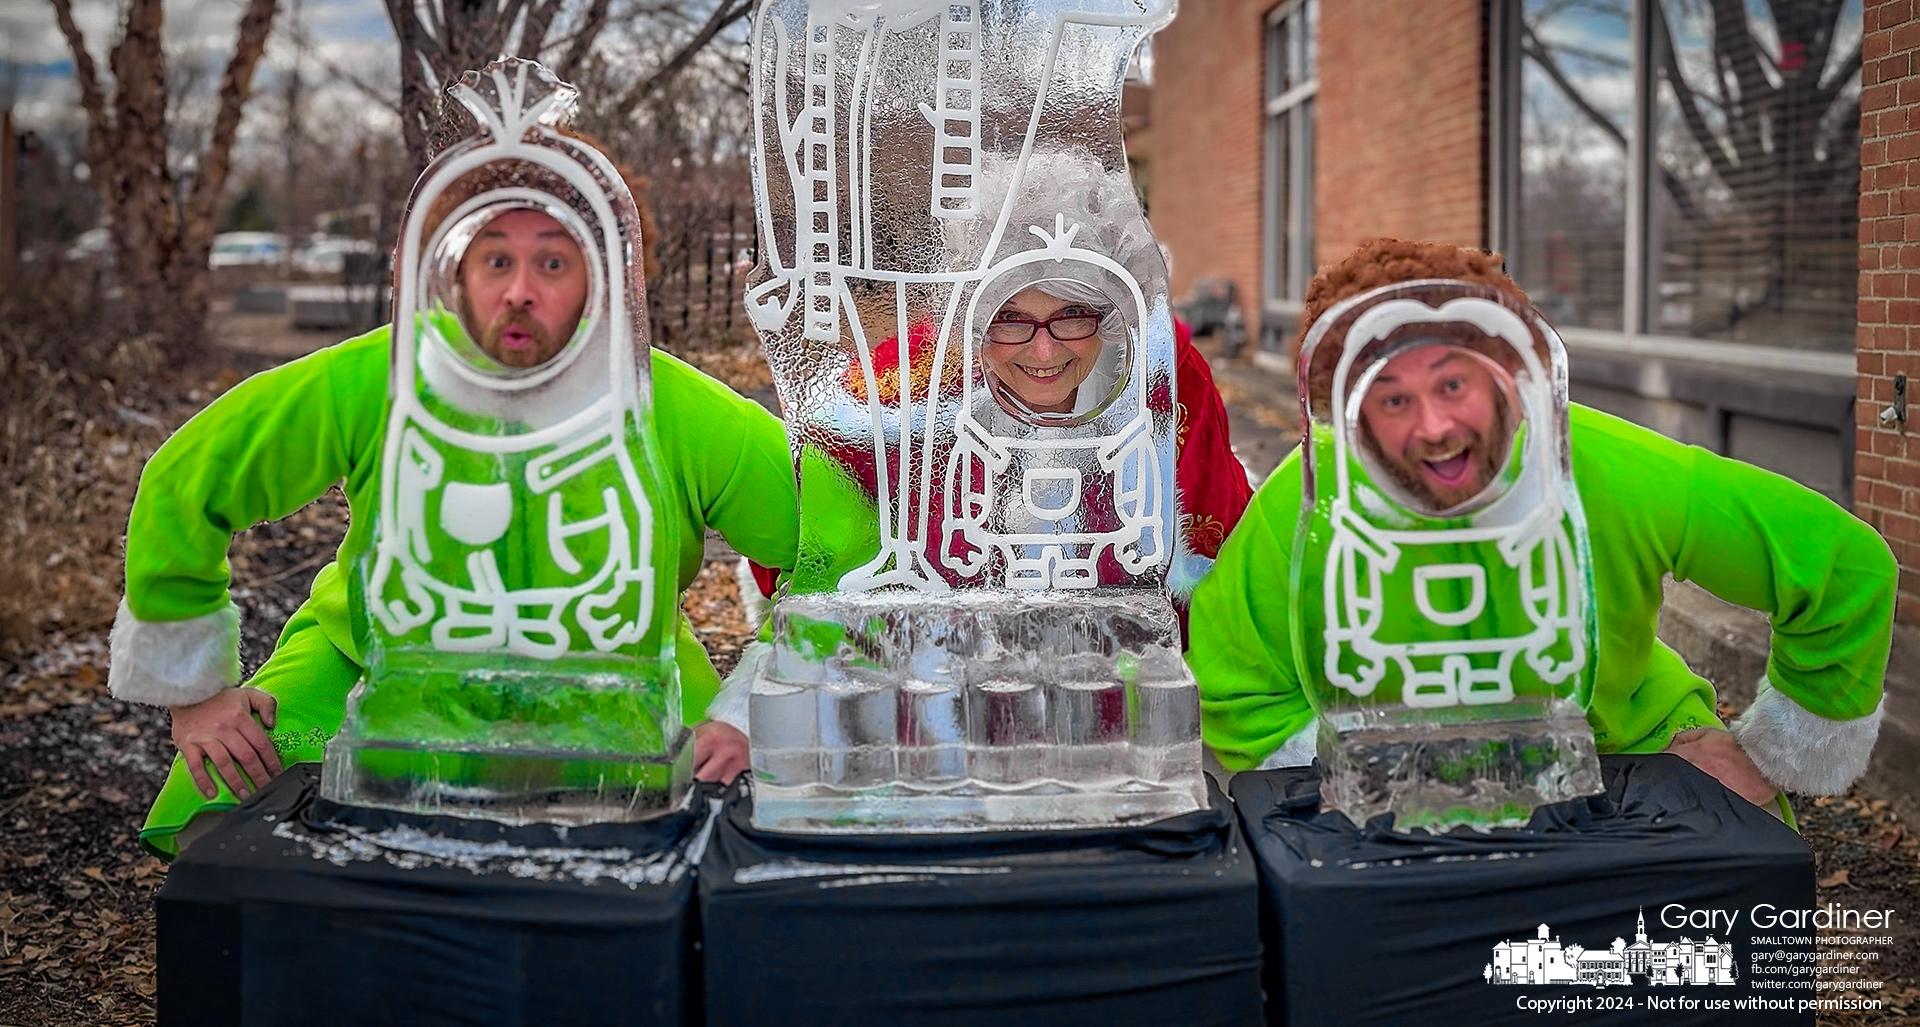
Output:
top-left (985, 311), bottom-right (1102, 345)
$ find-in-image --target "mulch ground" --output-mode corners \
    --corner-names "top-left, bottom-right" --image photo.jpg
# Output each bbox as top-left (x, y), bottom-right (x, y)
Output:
top-left (1796, 791), bottom-right (1920, 1023)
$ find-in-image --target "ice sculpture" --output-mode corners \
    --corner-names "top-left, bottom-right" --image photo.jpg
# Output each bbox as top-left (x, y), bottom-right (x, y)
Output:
top-left (1293, 280), bottom-right (1605, 831)
top-left (742, 0), bottom-right (1201, 831)
top-left (320, 60), bottom-right (689, 823)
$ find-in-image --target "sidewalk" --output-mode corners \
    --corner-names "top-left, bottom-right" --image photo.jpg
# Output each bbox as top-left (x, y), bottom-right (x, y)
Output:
top-left (1197, 340), bottom-right (1920, 823)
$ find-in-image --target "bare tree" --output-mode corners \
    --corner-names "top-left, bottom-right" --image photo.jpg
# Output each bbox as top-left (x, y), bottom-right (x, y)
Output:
top-left (49, 0), bottom-right (281, 350)
top-left (1523, 0), bottom-right (1861, 340)
top-left (383, 0), bottom-right (753, 171)
top-left (1528, 0), bottom-right (1858, 227)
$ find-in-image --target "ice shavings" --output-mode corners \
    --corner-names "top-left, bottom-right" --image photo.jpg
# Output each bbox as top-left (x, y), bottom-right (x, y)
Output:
top-left (270, 818), bottom-right (702, 888)
top-left (733, 860), bottom-right (1014, 885)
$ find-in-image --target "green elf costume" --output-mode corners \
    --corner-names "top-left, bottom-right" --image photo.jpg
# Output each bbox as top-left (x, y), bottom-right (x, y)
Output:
top-left (110, 62), bottom-right (802, 855)
top-left (1192, 266), bottom-right (1893, 805)
top-left (109, 327), bottom-right (796, 856)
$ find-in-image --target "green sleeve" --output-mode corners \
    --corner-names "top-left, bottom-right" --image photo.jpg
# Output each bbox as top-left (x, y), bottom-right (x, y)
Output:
top-left (1190, 451), bottom-right (1316, 770)
top-left (1672, 444), bottom-right (1895, 722)
top-left (651, 349), bottom-right (800, 575)
top-left (646, 350), bottom-right (798, 722)
top-left (125, 333), bottom-right (389, 623)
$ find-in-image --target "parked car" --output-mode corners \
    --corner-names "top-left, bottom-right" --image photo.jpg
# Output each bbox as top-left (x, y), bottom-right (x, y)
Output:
top-left (293, 236), bottom-right (381, 277)
top-left (209, 232), bottom-right (290, 268)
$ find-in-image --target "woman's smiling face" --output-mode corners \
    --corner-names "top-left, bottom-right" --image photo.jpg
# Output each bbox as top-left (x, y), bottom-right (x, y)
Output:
top-left (982, 287), bottom-right (1107, 414)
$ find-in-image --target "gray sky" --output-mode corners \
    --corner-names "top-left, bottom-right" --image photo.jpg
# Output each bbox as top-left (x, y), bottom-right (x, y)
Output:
top-left (2, 0), bottom-right (399, 135)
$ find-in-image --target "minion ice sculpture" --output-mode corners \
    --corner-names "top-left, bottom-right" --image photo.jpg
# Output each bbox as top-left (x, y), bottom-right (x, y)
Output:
top-left (1293, 280), bottom-right (1604, 830)
top-left (320, 61), bottom-right (688, 823)
top-left (739, 0), bottom-right (1200, 831)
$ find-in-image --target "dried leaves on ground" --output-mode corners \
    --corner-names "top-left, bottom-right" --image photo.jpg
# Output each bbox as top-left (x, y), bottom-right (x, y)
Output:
top-left (1793, 790), bottom-right (1920, 1025)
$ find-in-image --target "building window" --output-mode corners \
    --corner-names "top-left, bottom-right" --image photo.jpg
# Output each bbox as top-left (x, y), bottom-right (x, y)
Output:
top-left (1263, 0), bottom-right (1317, 331)
top-left (1499, 0), bottom-right (1861, 353)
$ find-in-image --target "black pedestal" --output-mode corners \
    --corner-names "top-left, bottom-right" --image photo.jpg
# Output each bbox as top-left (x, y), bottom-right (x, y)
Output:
top-left (698, 778), bottom-right (1265, 1027)
top-left (1232, 754), bottom-right (1816, 1026)
top-left (157, 765), bottom-right (711, 1027)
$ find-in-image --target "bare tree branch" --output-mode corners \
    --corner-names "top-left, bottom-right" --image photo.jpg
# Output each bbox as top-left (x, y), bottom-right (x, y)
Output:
top-left (47, 0), bottom-right (110, 163)
top-left (1651, 3), bottom-right (1742, 193)
top-left (518, 0), bottom-right (567, 59)
top-left (1706, 0), bottom-right (1771, 169)
top-left (184, 0), bottom-right (280, 256)
top-left (1522, 20), bottom-right (1704, 221)
top-left (1816, 43), bottom-right (1862, 109)
top-left (612, 0), bottom-right (753, 118)
top-left (557, 0), bottom-right (614, 81)
top-left (1520, 25), bottom-right (1627, 148)
top-left (284, 16), bottom-right (402, 116)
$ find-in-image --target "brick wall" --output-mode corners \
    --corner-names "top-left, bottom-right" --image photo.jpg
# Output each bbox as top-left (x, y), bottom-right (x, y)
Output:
top-left (1146, 0), bottom-right (1269, 333)
top-left (1858, 0), bottom-right (1920, 623)
top-left (1315, 0), bottom-right (1486, 264)
top-left (1148, 1), bottom-right (1489, 339)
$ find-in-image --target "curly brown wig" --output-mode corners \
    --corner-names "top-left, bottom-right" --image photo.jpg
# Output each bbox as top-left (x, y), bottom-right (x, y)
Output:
top-left (1296, 238), bottom-right (1528, 354)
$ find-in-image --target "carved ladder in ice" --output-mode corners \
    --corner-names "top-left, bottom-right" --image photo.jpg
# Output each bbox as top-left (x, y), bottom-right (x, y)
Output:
top-left (801, 19), bottom-right (841, 341)
top-left (924, 4), bottom-right (980, 220)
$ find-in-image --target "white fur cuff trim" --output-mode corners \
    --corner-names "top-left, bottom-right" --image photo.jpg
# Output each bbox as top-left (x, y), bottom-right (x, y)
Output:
top-left (1730, 676), bottom-right (1883, 796)
top-left (1255, 719), bottom-right (1321, 770)
top-left (108, 599), bottom-right (241, 707)
top-left (705, 640), bottom-right (768, 734)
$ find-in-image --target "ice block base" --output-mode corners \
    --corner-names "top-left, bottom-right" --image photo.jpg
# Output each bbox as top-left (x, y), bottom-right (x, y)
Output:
top-left (751, 774), bottom-right (1208, 833)
top-left (319, 652), bottom-right (694, 825)
top-left (1317, 696), bottom-right (1603, 831)
top-left (745, 590), bottom-right (1208, 832)
top-left (320, 728), bottom-right (694, 825)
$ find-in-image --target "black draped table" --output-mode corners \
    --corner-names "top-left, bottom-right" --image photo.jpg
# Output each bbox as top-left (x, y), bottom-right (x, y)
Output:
top-left (1231, 754), bottom-right (1817, 1027)
top-left (156, 765), bottom-right (714, 1027)
top-left (697, 776), bottom-right (1265, 1027)
top-left (158, 755), bottom-right (1813, 1026)
top-left (158, 768), bottom-right (1264, 1027)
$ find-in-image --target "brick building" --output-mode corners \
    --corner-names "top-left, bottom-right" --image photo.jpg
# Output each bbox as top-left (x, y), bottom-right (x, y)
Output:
top-left (1148, 0), bottom-right (1868, 547)
top-left (1859, 0), bottom-right (1920, 621)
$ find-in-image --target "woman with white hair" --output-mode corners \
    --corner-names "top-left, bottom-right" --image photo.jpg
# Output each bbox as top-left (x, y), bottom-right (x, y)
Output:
top-left (965, 150), bottom-right (1252, 598)
top-left (744, 151), bottom-right (1251, 609)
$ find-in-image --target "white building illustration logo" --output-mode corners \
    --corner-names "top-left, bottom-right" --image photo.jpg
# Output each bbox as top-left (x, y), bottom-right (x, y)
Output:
top-left (1487, 910), bottom-right (1737, 988)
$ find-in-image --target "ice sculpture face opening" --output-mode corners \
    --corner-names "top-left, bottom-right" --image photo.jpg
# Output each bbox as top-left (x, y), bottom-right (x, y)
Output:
top-left (1292, 279), bottom-right (1604, 831)
top-left (424, 196), bottom-right (600, 381)
top-left (975, 272), bottom-right (1135, 425)
top-left (1348, 341), bottom-right (1524, 518)
top-left (318, 59), bottom-right (690, 827)
top-left (740, 0), bottom-right (1197, 831)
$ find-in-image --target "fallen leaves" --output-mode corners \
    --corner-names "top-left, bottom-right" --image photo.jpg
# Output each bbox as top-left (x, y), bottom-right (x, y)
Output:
top-left (1818, 869), bottom-right (1851, 888)
top-left (681, 558), bottom-right (755, 677)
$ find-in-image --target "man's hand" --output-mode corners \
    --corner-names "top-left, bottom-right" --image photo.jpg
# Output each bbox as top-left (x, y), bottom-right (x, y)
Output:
top-left (693, 721), bottom-right (750, 784)
top-left (170, 687), bottom-right (282, 799)
top-left (1666, 727), bottom-right (1779, 809)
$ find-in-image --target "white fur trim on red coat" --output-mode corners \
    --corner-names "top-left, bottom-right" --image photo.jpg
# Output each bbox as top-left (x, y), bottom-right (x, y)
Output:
top-left (108, 599), bottom-right (241, 707)
top-left (1729, 675), bottom-right (1882, 796)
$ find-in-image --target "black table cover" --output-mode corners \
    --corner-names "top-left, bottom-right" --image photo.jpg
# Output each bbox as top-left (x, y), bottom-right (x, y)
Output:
top-left (1233, 754), bottom-right (1817, 1027)
top-left (698, 777), bottom-right (1265, 1027)
top-left (157, 764), bottom-right (715, 1027)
